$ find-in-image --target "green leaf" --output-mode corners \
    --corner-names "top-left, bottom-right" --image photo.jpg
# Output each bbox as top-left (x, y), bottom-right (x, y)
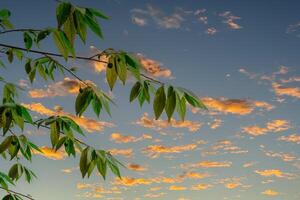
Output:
top-left (6, 49), bottom-right (13, 63)
top-left (0, 136), bottom-right (12, 154)
top-left (73, 10), bottom-right (87, 43)
top-left (165, 86), bottom-right (176, 121)
top-left (0, 9), bottom-right (10, 19)
top-left (115, 55), bottom-right (127, 85)
top-left (63, 14), bottom-right (76, 45)
top-left (92, 97), bottom-right (102, 117)
top-left (50, 122), bottom-right (59, 148)
top-left (56, 2), bottom-right (72, 29)
top-left (75, 88), bottom-right (92, 116)
top-left (153, 86), bottom-right (166, 120)
top-left (19, 105), bottom-right (33, 123)
top-left (130, 82), bottom-right (141, 102)
top-left (86, 8), bottom-right (109, 20)
top-left (106, 56), bottom-right (117, 90)
top-left (23, 32), bottom-right (32, 50)
top-left (8, 164), bottom-right (19, 181)
top-left (53, 30), bottom-right (68, 60)
top-left (176, 94), bottom-right (186, 121)
top-left (37, 29), bottom-right (51, 44)
top-left (83, 12), bottom-right (103, 38)
top-left (79, 147), bottom-right (88, 178)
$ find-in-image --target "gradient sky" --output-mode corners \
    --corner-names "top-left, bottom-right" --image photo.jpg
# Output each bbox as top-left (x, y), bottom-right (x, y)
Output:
top-left (1, 0), bottom-right (300, 200)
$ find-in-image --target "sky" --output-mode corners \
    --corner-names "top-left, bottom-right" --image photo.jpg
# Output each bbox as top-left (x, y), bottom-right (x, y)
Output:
top-left (1, 0), bottom-right (300, 199)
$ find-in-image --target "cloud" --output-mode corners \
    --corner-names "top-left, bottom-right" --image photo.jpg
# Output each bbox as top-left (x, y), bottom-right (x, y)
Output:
top-left (200, 97), bottom-right (273, 115)
top-left (209, 118), bottom-right (222, 129)
top-left (91, 52), bottom-right (173, 79)
top-left (180, 171), bottom-right (210, 180)
top-left (114, 177), bottom-right (153, 186)
top-left (132, 16), bottom-right (147, 26)
top-left (28, 78), bottom-right (87, 98)
top-left (202, 140), bottom-right (248, 156)
top-left (278, 134), bottom-right (300, 144)
top-left (134, 113), bottom-right (202, 132)
top-left (131, 5), bottom-right (185, 29)
top-left (110, 133), bottom-right (152, 143)
top-left (242, 119), bottom-right (291, 136)
top-left (181, 161), bottom-right (232, 169)
top-left (272, 82), bottom-right (300, 99)
top-left (206, 27), bottom-right (217, 35)
top-left (33, 146), bottom-right (66, 160)
top-left (219, 11), bottom-right (242, 29)
top-left (143, 143), bottom-right (197, 158)
top-left (255, 169), bottom-right (296, 179)
top-left (243, 162), bottom-right (257, 168)
top-left (109, 148), bottom-right (133, 158)
top-left (191, 184), bottom-right (213, 190)
top-left (137, 54), bottom-right (173, 78)
top-left (144, 193), bottom-right (165, 198)
top-left (22, 103), bottom-right (114, 133)
top-left (264, 151), bottom-right (296, 162)
top-left (286, 22), bottom-right (300, 35)
top-left (169, 185), bottom-right (187, 191)
top-left (262, 189), bottom-right (279, 196)
top-left (127, 163), bottom-right (148, 172)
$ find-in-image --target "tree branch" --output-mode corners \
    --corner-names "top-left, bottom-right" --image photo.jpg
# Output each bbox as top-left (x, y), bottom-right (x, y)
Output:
top-left (0, 43), bottom-right (163, 84)
top-left (0, 29), bottom-right (42, 35)
top-left (0, 186), bottom-right (35, 200)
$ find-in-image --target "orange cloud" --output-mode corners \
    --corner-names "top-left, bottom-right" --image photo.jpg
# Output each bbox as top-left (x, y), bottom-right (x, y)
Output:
top-left (22, 103), bottom-right (114, 133)
top-left (262, 189), bottom-right (279, 196)
top-left (272, 82), bottom-right (300, 99)
top-left (114, 177), bottom-right (152, 186)
top-left (110, 133), bottom-right (152, 143)
top-left (127, 163), bottom-right (147, 172)
top-left (202, 140), bottom-right (248, 156)
top-left (180, 171), bottom-right (210, 180)
top-left (137, 54), bottom-right (173, 78)
top-left (109, 148), bottom-right (133, 158)
top-left (191, 184), bottom-right (213, 190)
top-left (143, 143), bottom-right (197, 158)
top-left (219, 11), bottom-right (242, 30)
top-left (278, 134), bottom-right (300, 144)
top-left (181, 161), bottom-right (232, 169)
top-left (200, 97), bottom-right (273, 115)
top-left (28, 77), bottom-right (90, 98)
top-left (225, 183), bottom-right (241, 189)
top-left (255, 169), bottom-right (296, 179)
top-left (135, 113), bottom-right (202, 132)
top-left (242, 119), bottom-right (291, 136)
top-left (169, 185), bottom-right (187, 191)
top-left (33, 146), bottom-right (66, 160)
top-left (209, 118), bottom-right (222, 129)
top-left (265, 151), bottom-right (295, 162)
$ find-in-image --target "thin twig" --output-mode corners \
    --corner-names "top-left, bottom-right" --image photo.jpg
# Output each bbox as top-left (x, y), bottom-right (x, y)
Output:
top-left (0, 43), bottom-right (164, 84)
top-left (0, 187), bottom-right (35, 200)
top-left (0, 29), bottom-right (42, 35)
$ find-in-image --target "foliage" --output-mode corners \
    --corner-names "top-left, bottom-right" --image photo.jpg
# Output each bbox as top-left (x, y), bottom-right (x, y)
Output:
top-left (0, 1), bottom-right (206, 199)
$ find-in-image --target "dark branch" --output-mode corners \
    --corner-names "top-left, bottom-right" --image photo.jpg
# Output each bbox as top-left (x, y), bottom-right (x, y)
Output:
top-left (0, 43), bottom-right (163, 84)
top-left (0, 29), bottom-right (42, 35)
top-left (0, 186), bottom-right (35, 200)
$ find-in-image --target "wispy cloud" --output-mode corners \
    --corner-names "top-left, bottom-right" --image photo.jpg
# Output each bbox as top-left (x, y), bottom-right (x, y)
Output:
top-left (242, 119), bottom-right (291, 136)
top-left (131, 5), bottom-right (185, 29)
top-left (109, 148), bottom-right (133, 158)
top-left (202, 140), bottom-right (248, 157)
top-left (286, 21), bottom-right (300, 36)
top-left (255, 169), bottom-right (296, 179)
top-left (278, 134), bottom-right (300, 144)
top-left (181, 161), bottom-right (232, 169)
top-left (110, 132), bottom-right (152, 143)
top-left (143, 143), bottom-right (197, 158)
top-left (33, 146), bottom-right (66, 160)
top-left (23, 103), bottom-right (114, 133)
top-left (219, 11), bottom-right (242, 29)
top-left (199, 97), bottom-right (273, 115)
top-left (262, 189), bottom-right (279, 196)
top-left (272, 82), bottom-right (300, 99)
top-left (28, 77), bottom-right (88, 98)
top-left (134, 113), bottom-right (202, 132)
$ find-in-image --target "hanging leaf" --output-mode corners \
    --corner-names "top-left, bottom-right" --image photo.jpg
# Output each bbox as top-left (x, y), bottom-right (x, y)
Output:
top-left (56, 2), bottom-right (72, 29)
top-left (106, 56), bottom-right (117, 90)
top-left (153, 86), bottom-right (166, 120)
top-left (130, 82), bottom-right (141, 102)
top-left (23, 32), bottom-right (33, 50)
top-left (165, 86), bottom-right (176, 121)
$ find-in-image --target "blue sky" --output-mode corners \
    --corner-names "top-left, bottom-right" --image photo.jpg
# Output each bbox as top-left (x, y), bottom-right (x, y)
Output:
top-left (1, 0), bottom-right (300, 199)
